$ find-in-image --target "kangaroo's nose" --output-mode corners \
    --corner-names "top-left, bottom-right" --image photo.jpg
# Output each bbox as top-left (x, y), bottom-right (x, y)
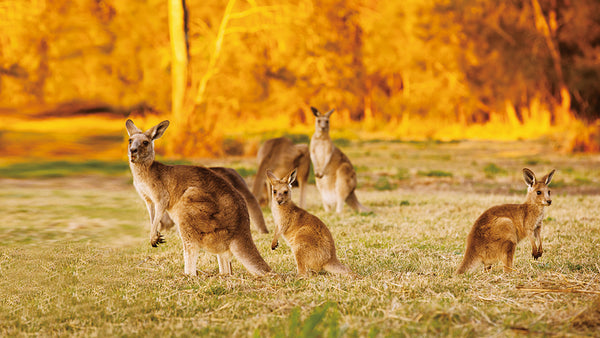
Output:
top-left (130, 148), bottom-right (138, 154)
top-left (547, 200), bottom-right (552, 205)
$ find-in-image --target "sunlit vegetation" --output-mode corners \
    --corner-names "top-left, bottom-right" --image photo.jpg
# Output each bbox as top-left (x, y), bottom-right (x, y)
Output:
top-left (1, 0), bottom-right (599, 160)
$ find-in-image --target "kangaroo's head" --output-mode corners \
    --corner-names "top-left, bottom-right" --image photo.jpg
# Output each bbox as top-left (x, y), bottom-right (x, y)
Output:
top-left (266, 168), bottom-right (297, 206)
top-left (311, 107), bottom-right (335, 136)
top-left (523, 168), bottom-right (555, 207)
top-left (125, 119), bottom-right (170, 164)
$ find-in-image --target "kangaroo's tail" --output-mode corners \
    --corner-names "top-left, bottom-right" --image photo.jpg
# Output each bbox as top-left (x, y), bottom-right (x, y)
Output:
top-left (455, 247), bottom-right (478, 275)
top-left (236, 183), bottom-right (268, 234)
top-left (323, 258), bottom-right (354, 276)
top-left (230, 233), bottom-right (272, 276)
top-left (346, 191), bottom-right (371, 213)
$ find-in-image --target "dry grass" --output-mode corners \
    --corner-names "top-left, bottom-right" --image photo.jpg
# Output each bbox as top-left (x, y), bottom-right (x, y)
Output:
top-left (1, 139), bottom-right (599, 336)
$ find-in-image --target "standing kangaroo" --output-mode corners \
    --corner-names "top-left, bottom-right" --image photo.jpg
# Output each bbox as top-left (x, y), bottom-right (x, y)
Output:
top-left (309, 107), bottom-right (370, 213)
top-left (126, 119), bottom-right (271, 276)
top-left (456, 168), bottom-right (555, 274)
top-left (252, 137), bottom-right (310, 208)
top-left (268, 169), bottom-right (353, 276)
top-left (158, 167), bottom-right (269, 234)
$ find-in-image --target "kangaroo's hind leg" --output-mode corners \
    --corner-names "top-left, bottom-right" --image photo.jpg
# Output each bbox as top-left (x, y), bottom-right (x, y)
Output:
top-left (182, 241), bottom-right (200, 276)
top-left (335, 164), bottom-right (357, 213)
top-left (217, 252), bottom-right (233, 274)
top-left (502, 241), bottom-right (516, 273)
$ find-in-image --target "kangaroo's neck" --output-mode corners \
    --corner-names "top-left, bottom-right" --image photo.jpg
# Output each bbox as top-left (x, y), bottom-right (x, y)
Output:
top-left (129, 159), bottom-right (163, 189)
top-left (521, 201), bottom-right (545, 229)
top-left (312, 129), bottom-right (331, 141)
top-left (271, 200), bottom-right (300, 232)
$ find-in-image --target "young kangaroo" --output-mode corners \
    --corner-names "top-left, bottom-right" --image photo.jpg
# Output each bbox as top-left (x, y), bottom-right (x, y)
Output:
top-left (158, 167), bottom-right (269, 234)
top-left (252, 137), bottom-right (310, 208)
top-left (456, 168), bottom-right (555, 274)
top-left (267, 168), bottom-right (353, 276)
top-left (126, 119), bottom-right (271, 276)
top-left (309, 107), bottom-right (370, 213)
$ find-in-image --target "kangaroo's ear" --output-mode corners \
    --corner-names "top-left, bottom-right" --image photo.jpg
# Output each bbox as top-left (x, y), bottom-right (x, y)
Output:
top-left (523, 168), bottom-right (536, 187)
top-left (146, 120), bottom-right (170, 140)
top-left (325, 108), bottom-right (335, 117)
top-left (310, 106), bottom-right (320, 117)
top-left (287, 168), bottom-right (298, 186)
top-left (125, 119), bottom-right (142, 136)
top-left (266, 169), bottom-right (278, 185)
top-left (543, 169), bottom-right (556, 185)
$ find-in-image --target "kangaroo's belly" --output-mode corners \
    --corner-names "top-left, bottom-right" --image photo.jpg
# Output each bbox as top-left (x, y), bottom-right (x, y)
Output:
top-left (316, 176), bottom-right (337, 205)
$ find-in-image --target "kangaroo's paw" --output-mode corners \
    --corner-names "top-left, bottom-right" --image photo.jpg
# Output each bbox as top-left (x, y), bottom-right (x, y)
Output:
top-left (271, 241), bottom-right (279, 250)
top-left (151, 232), bottom-right (166, 247)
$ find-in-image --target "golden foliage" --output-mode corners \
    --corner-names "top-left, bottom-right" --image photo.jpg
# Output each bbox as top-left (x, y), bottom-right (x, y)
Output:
top-left (1, 0), bottom-right (599, 159)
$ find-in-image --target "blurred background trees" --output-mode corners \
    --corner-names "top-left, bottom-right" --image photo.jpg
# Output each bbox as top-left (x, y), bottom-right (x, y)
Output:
top-left (1, 0), bottom-right (599, 158)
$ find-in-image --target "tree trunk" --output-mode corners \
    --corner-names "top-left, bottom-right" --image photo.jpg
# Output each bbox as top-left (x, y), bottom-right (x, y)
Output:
top-left (530, 0), bottom-right (573, 125)
top-left (168, 0), bottom-right (189, 125)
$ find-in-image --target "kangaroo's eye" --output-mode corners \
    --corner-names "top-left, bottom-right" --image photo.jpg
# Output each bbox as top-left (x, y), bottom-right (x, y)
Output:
top-left (537, 191), bottom-right (542, 195)
top-left (143, 141), bottom-right (149, 146)
top-left (128, 139), bottom-right (132, 144)
top-left (273, 190), bottom-right (277, 195)
top-left (548, 191), bottom-right (551, 195)
top-left (284, 191), bottom-right (288, 195)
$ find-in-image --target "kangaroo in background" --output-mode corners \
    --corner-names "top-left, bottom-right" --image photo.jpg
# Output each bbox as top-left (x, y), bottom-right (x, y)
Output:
top-left (252, 137), bottom-right (310, 208)
top-left (268, 168), bottom-right (353, 276)
top-left (159, 167), bottom-right (268, 234)
top-left (456, 168), bottom-right (555, 274)
top-left (309, 107), bottom-right (370, 213)
top-left (126, 119), bottom-right (271, 276)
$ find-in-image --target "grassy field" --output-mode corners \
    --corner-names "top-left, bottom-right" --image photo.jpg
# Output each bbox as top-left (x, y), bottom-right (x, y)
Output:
top-left (1, 139), bottom-right (599, 336)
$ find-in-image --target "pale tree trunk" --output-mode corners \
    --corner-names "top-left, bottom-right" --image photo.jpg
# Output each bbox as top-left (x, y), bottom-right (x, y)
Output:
top-left (168, 0), bottom-right (188, 142)
top-left (531, 0), bottom-right (573, 125)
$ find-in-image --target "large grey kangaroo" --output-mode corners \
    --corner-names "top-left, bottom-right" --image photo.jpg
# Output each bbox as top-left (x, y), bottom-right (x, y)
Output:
top-left (126, 119), bottom-right (271, 276)
top-left (309, 107), bottom-right (370, 213)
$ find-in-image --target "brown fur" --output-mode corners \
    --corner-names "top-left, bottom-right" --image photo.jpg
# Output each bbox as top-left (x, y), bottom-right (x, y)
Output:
top-left (252, 137), bottom-right (310, 208)
top-left (309, 107), bottom-right (370, 213)
top-left (456, 168), bottom-right (555, 274)
top-left (126, 119), bottom-right (271, 276)
top-left (159, 167), bottom-right (268, 234)
top-left (267, 168), bottom-right (353, 276)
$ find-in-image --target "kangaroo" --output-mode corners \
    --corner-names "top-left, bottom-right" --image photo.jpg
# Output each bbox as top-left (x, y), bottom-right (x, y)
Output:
top-left (126, 119), bottom-right (271, 276)
top-left (267, 168), bottom-right (353, 276)
top-left (159, 167), bottom-right (269, 234)
top-left (456, 168), bottom-right (555, 274)
top-left (252, 137), bottom-right (310, 208)
top-left (309, 107), bottom-right (370, 213)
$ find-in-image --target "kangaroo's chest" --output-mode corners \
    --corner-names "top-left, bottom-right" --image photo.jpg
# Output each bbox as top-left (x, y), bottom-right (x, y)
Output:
top-left (311, 140), bottom-right (332, 168)
top-left (134, 177), bottom-right (159, 201)
top-left (533, 210), bottom-right (544, 229)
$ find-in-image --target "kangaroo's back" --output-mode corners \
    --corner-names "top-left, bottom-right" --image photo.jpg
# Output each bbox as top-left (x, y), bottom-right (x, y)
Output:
top-left (253, 137), bottom-right (310, 207)
top-left (210, 167), bottom-right (269, 234)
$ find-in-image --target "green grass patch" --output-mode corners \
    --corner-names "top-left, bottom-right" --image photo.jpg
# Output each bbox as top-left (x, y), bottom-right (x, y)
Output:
top-left (0, 160), bottom-right (129, 178)
top-left (483, 163), bottom-right (507, 178)
top-left (417, 170), bottom-right (453, 177)
top-left (374, 176), bottom-right (397, 191)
